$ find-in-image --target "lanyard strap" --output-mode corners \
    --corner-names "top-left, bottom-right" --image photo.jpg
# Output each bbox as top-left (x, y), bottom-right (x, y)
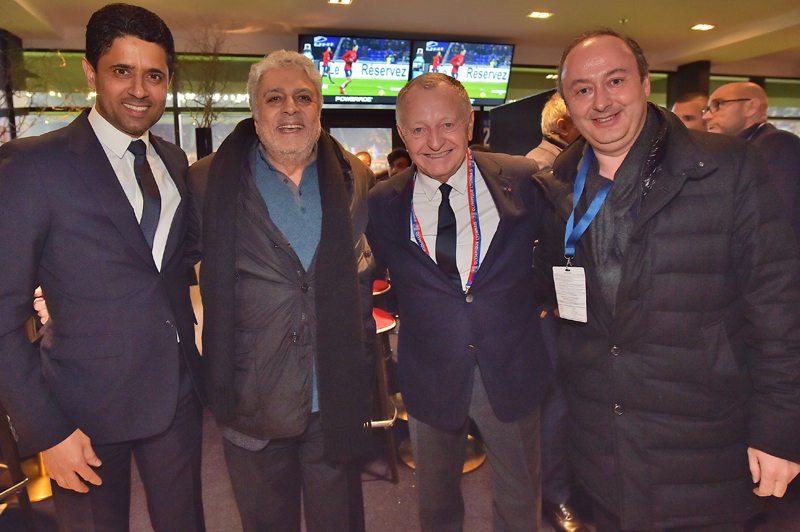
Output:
top-left (564, 147), bottom-right (612, 261)
top-left (745, 122), bottom-right (767, 142)
top-left (411, 150), bottom-right (482, 291)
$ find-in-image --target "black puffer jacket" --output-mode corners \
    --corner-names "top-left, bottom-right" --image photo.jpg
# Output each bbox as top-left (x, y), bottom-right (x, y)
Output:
top-left (534, 105), bottom-right (800, 530)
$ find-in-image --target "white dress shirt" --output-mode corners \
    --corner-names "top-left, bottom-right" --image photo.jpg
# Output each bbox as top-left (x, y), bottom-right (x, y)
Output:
top-left (410, 154), bottom-right (500, 291)
top-left (88, 106), bottom-right (180, 271)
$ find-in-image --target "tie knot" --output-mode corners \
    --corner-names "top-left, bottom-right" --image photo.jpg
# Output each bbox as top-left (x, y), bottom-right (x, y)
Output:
top-left (128, 140), bottom-right (147, 157)
top-left (439, 183), bottom-right (452, 200)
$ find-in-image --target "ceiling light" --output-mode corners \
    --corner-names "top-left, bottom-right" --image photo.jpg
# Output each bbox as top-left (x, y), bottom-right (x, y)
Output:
top-left (546, 74), bottom-right (558, 80)
top-left (329, 0), bottom-right (352, 4)
top-left (528, 12), bottom-right (552, 19)
top-left (691, 24), bottom-right (715, 31)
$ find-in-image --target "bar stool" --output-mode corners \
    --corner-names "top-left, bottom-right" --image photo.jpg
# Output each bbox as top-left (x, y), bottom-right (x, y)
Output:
top-left (393, 393), bottom-right (486, 473)
top-left (369, 307), bottom-right (400, 483)
top-left (372, 279), bottom-right (391, 312)
top-left (0, 400), bottom-right (37, 532)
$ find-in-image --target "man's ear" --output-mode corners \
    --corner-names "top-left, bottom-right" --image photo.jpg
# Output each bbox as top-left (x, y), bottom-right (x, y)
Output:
top-left (555, 118), bottom-right (570, 138)
top-left (744, 98), bottom-right (760, 119)
top-left (82, 57), bottom-right (97, 89)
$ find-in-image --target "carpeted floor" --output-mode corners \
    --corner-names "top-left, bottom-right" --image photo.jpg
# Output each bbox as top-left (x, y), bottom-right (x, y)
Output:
top-left (3, 283), bottom-right (799, 532)
top-left (3, 398), bottom-right (800, 532)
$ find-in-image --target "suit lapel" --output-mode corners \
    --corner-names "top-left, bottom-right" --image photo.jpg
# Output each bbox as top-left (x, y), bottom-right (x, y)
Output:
top-left (151, 134), bottom-right (185, 266)
top-left (68, 112), bottom-right (156, 267)
top-left (469, 153), bottom-right (522, 287)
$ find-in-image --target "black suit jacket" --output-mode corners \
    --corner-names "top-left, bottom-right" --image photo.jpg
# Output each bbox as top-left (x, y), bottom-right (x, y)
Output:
top-left (366, 151), bottom-right (552, 430)
top-left (0, 111), bottom-right (202, 455)
top-left (748, 123), bottom-right (800, 240)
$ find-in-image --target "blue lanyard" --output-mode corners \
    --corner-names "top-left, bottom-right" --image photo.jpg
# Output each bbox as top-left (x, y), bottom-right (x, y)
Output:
top-left (564, 148), bottom-right (613, 262)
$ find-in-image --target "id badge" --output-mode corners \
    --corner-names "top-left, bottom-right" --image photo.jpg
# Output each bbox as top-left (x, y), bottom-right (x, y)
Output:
top-left (552, 266), bottom-right (587, 323)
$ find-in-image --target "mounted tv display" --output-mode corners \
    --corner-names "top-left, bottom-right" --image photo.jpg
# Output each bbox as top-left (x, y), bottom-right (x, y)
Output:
top-left (299, 35), bottom-right (412, 104)
top-left (410, 40), bottom-right (514, 106)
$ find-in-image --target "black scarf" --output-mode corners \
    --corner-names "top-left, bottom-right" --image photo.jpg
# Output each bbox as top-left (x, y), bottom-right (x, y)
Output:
top-left (578, 105), bottom-right (665, 315)
top-left (202, 118), bottom-right (371, 463)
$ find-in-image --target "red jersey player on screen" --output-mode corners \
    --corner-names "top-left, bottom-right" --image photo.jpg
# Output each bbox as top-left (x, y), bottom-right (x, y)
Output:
top-left (340, 44), bottom-right (358, 94)
top-left (322, 46), bottom-right (334, 83)
top-left (450, 50), bottom-right (466, 79)
top-left (431, 51), bottom-right (442, 72)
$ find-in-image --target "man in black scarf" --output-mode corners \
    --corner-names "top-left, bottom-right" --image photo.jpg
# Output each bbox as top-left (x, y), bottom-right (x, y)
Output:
top-left (187, 50), bottom-right (375, 532)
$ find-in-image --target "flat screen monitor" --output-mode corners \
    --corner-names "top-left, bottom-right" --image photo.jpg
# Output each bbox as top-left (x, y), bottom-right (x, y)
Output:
top-left (299, 35), bottom-right (412, 104)
top-left (409, 40), bottom-right (514, 106)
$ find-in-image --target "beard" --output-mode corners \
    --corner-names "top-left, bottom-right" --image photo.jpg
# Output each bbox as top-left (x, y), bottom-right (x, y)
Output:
top-left (257, 119), bottom-right (322, 170)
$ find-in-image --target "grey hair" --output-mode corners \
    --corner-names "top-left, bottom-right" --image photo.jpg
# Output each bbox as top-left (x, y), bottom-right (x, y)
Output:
top-left (248, 49), bottom-right (323, 119)
top-left (541, 92), bottom-right (567, 138)
top-left (396, 73), bottom-right (472, 130)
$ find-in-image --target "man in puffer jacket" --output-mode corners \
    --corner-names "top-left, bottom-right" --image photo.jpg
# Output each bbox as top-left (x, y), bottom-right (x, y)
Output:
top-left (533, 27), bottom-right (800, 532)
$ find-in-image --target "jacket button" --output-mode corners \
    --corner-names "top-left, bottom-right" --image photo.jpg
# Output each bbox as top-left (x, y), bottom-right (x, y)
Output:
top-left (165, 320), bottom-right (174, 328)
top-left (301, 284), bottom-right (309, 293)
top-left (291, 332), bottom-right (300, 343)
top-left (465, 294), bottom-right (474, 303)
top-left (614, 403), bottom-right (624, 415)
top-left (611, 345), bottom-right (620, 356)
top-left (364, 249), bottom-right (371, 258)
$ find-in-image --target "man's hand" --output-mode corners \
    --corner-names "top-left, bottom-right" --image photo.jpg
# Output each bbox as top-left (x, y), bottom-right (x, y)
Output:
top-left (42, 429), bottom-right (102, 493)
top-left (33, 286), bottom-right (49, 325)
top-left (748, 447), bottom-right (800, 497)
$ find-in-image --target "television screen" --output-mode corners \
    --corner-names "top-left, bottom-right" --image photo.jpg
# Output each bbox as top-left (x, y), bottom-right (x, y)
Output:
top-left (299, 35), bottom-right (412, 104)
top-left (409, 40), bottom-right (514, 106)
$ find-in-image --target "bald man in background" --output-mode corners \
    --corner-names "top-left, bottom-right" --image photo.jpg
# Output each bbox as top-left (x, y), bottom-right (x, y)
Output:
top-left (671, 92), bottom-right (707, 131)
top-left (704, 81), bottom-right (800, 238)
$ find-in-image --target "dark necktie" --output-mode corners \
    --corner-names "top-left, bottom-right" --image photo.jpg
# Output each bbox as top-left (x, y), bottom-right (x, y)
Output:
top-left (127, 140), bottom-right (161, 249)
top-left (436, 184), bottom-right (461, 288)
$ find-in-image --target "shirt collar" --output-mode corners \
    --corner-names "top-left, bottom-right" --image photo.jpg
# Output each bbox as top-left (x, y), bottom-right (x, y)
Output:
top-left (88, 105), bottom-right (150, 159)
top-left (416, 153), bottom-right (469, 201)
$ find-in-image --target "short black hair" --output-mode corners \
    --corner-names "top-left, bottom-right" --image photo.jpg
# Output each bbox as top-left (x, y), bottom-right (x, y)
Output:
top-left (676, 92), bottom-right (708, 104)
top-left (387, 147), bottom-right (411, 167)
top-left (85, 3), bottom-right (176, 77)
top-left (557, 27), bottom-right (648, 98)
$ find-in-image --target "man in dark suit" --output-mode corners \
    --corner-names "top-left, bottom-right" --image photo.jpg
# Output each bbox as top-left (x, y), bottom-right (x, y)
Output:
top-left (704, 81), bottom-right (800, 238)
top-left (0, 4), bottom-right (204, 531)
top-left (367, 73), bottom-right (552, 532)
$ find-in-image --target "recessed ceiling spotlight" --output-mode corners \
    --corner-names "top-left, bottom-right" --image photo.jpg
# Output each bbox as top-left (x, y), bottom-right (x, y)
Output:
top-left (329, 0), bottom-right (352, 4)
top-left (528, 12), bottom-right (552, 19)
top-left (692, 24), bottom-right (715, 31)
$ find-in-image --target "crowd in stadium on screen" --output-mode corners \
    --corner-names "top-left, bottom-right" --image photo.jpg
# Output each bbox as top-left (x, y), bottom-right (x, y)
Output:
top-left (445, 43), bottom-right (513, 67)
top-left (335, 38), bottom-right (411, 64)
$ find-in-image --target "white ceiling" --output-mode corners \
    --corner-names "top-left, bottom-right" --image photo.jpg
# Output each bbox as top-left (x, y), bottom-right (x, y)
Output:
top-left (3, 0), bottom-right (800, 78)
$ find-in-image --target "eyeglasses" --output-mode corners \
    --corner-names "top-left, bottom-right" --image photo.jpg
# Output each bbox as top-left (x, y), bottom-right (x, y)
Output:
top-left (702, 98), bottom-right (751, 116)
top-left (402, 118), bottom-right (468, 140)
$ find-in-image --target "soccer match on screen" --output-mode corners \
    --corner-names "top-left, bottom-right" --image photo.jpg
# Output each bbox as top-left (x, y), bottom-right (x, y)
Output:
top-left (410, 40), bottom-right (514, 106)
top-left (300, 35), bottom-right (412, 104)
